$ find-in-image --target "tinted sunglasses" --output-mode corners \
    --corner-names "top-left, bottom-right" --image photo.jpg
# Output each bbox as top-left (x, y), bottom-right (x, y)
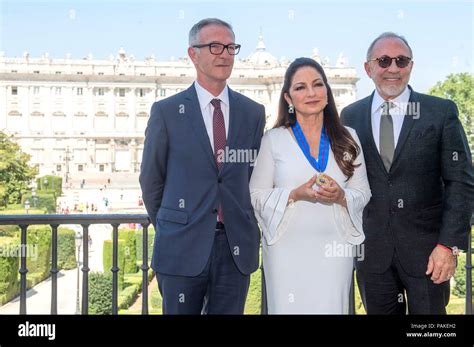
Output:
top-left (368, 55), bottom-right (412, 68)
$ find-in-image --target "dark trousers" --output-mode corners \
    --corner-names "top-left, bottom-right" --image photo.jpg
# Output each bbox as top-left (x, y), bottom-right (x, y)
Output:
top-left (156, 227), bottom-right (250, 314)
top-left (356, 251), bottom-right (450, 314)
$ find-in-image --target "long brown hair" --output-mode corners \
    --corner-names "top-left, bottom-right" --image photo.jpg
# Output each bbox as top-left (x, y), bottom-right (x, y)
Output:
top-left (274, 57), bottom-right (360, 180)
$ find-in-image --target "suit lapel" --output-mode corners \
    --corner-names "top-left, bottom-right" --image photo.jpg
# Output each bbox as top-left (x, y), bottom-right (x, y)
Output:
top-left (184, 84), bottom-right (217, 170)
top-left (391, 87), bottom-right (417, 169)
top-left (361, 93), bottom-right (388, 175)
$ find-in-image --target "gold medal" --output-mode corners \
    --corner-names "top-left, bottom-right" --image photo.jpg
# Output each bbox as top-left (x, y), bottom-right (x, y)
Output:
top-left (315, 173), bottom-right (333, 188)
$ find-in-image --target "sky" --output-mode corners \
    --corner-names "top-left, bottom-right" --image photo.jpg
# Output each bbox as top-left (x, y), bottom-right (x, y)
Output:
top-left (0, 0), bottom-right (472, 98)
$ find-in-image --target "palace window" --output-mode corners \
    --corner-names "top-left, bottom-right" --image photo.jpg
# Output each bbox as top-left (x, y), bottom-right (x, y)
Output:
top-left (98, 88), bottom-right (105, 96)
top-left (119, 88), bottom-right (126, 97)
top-left (11, 86), bottom-right (18, 95)
top-left (77, 88), bottom-right (83, 96)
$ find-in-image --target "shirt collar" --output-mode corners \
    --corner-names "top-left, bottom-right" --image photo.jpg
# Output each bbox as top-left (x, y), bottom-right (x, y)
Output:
top-left (372, 86), bottom-right (411, 114)
top-left (194, 80), bottom-right (229, 109)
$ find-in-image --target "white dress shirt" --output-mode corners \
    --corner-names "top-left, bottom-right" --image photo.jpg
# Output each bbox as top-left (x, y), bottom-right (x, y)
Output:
top-left (194, 80), bottom-right (230, 152)
top-left (371, 87), bottom-right (411, 153)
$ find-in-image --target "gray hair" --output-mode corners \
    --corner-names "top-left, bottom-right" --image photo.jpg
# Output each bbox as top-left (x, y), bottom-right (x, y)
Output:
top-left (188, 18), bottom-right (235, 47)
top-left (366, 32), bottom-right (413, 61)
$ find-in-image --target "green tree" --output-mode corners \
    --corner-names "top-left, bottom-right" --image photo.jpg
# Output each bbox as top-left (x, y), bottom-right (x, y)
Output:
top-left (428, 73), bottom-right (474, 149)
top-left (0, 131), bottom-right (38, 205)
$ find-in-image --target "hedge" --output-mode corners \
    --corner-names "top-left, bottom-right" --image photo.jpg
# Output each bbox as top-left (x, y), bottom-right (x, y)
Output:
top-left (21, 193), bottom-right (56, 214)
top-left (0, 225), bottom-right (19, 237)
top-left (118, 284), bottom-right (140, 310)
top-left (0, 237), bottom-right (19, 305)
top-left (118, 271), bottom-right (155, 312)
top-left (26, 226), bottom-right (52, 278)
top-left (57, 228), bottom-right (77, 270)
top-left (36, 175), bottom-right (62, 198)
top-left (135, 227), bottom-right (155, 266)
top-left (89, 272), bottom-right (112, 315)
top-left (454, 254), bottom-right (467, 297)
top-left (103, 239), bottom-right (126, 290)
top-left (0, 225), bottom-right (77, 305)
top-left (118, 229), bottom-right (138, 274)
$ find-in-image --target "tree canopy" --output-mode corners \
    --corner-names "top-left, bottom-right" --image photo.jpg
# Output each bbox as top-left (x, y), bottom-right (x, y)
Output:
top-left (428, 72), bottom-right (473, 150)
top-left (0, 132), bottom-right (38, 205)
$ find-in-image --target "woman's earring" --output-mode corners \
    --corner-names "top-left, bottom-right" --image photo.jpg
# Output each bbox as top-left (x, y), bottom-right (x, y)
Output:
top-left (288, 104), bottom-right (295, 114)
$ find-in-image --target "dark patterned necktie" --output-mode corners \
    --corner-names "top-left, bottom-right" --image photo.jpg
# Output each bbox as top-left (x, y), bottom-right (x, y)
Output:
top-left (380, 101), bottom-right (394, 172)
top-left (211, 98), bottom-right (226, 222)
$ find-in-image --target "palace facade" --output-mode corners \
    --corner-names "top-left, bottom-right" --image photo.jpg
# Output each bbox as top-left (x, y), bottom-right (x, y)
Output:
top-left (0, 36), bottom-right (358, 179)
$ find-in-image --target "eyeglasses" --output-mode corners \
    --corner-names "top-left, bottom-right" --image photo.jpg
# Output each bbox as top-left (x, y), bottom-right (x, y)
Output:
top-left (368, 55), bottom-right (412, 68)
top-left (192, 42), bottom-right (241, 55)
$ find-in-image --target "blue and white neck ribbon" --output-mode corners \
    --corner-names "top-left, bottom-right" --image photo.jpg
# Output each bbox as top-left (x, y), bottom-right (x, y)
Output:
top-left (291, 119), bottom-right (330, 173)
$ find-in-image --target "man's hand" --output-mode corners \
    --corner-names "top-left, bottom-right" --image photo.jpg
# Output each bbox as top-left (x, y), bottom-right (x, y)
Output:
top-left (425, 245), bottom-right (456, 284)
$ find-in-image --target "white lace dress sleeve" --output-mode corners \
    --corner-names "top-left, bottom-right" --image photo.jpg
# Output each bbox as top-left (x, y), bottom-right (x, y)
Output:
top-left (250, 131), bottom-right (295, 245)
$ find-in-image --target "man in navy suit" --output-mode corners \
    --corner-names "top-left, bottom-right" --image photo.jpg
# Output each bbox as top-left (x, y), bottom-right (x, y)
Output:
top-left (341, 32), bottom-right (473, 314)
top-left (139, 18), bottom-right (266, 314)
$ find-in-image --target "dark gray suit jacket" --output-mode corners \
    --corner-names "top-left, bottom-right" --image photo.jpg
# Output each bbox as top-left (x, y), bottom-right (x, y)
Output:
top-left (341, 86), bottom-right (473, 277)
top-left (139, 84), bottom-right (265, 277)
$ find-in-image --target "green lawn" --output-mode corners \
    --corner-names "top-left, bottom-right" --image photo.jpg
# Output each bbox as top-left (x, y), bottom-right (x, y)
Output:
top-left (0, 205), bottom-right (46, 215)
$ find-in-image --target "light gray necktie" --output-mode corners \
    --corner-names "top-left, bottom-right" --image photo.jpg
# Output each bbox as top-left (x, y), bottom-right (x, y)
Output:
top-left (380, 101), bottom-right (394, 171)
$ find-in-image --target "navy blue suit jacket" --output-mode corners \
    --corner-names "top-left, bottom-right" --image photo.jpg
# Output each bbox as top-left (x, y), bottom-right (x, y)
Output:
top-left (139, 84), bottom-right (266, 276)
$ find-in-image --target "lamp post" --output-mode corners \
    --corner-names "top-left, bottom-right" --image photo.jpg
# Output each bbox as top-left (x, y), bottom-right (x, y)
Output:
top-left (62, 147), bottom-right (73, 188)
top-left (74, 232), bottom-right (82, 314)
top-left (24, 200), bottom-right (30, 214)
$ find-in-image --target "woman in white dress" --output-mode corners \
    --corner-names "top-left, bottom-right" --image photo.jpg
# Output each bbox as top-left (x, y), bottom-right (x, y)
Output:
top-left (250, 58), bottom-right (371, 314)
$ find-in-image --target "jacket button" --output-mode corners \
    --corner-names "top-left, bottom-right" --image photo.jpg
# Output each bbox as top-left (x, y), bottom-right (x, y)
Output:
top-left (218, 178), bottom-right (222, 183)
top-left (212, 208), bottom-right (218, 214)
